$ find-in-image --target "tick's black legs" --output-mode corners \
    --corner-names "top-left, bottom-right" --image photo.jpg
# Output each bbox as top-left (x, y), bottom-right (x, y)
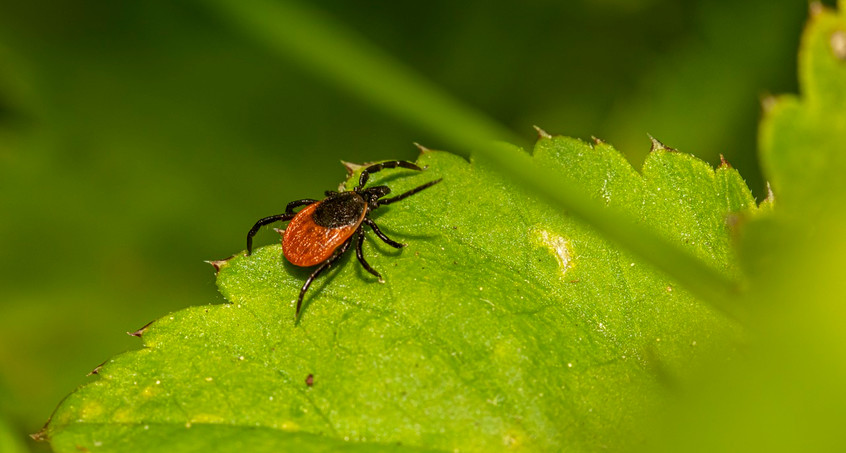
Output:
top-left (286, 199), bottom-right (317, 215)
top-left (355, 230), bottom-right (384, 282)
top-left (296, 238), bottom-right (352, 319)
top-left (363, 218), bottom-right (404, 248)
top-left (356, 161), bottom-right (421, 191)
top-left (246, 200), bottom-right (315, 255)
top-left (377, 178), bottom-right (442, 206)
top-left (246, 213), bottom-right (295, 255)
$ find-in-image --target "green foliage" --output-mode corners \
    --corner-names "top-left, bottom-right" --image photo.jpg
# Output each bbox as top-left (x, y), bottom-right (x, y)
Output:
top-left (11, 0), bottom-right (844, 451)
top-left (649, 3), bottom-right (846, 452)
top-left (43, 139), bottom-right (755, 452)
top-left (0, 1), bottom-right (806, 449)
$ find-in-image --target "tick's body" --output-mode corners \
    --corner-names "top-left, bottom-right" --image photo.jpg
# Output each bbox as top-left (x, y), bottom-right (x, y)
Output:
top-left (283, 193), bottom-right (366, 267)
top-left (246, 161), bottom-right (441, 319)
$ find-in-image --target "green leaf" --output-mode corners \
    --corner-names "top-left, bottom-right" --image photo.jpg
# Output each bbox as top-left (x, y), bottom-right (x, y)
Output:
top-left (651, 3), bottom-right (846, 451)
top-left (44, 138), bottom-right (755, 452)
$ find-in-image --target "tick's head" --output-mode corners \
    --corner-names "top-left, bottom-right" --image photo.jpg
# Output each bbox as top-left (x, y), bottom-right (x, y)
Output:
top-left (360, 185), bottom-right (391, 208)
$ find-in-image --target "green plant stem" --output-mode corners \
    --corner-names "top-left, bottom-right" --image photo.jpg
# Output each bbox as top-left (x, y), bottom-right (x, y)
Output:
top-left (200, 0), bottom-right (740, 315)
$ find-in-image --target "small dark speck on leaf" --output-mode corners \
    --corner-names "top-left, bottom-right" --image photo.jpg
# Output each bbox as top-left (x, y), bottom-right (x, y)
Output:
top-left (306, 374), bottom-right (314, 387)
top-left (127, 320), bottom-right (155, 338)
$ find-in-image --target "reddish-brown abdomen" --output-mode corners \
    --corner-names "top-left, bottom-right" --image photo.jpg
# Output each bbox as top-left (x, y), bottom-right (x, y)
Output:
top-left (282, 201), bottom-right (365, 266)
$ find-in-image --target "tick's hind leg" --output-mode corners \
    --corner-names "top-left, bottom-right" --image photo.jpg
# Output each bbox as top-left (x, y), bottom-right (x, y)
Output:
top-left (296, 238), bottom-right (352, 319)
top-left (355, 230), bottom-right (384, 283)
top-left (246, 213), bottom-right (294, 255)
top-left (286, 199), bottom-right (318, 215)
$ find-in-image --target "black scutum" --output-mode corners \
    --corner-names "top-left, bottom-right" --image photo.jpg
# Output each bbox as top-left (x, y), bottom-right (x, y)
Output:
top-left (312, 192), bottom-right (367, 228)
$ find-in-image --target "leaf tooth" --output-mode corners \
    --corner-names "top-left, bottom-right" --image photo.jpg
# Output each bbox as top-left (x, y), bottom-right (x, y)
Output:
top-left (412, 142), bottom-right (432, 153)
top-left (760, 93), bottom-right (778, 114)
top-left (532, 125), bottom-right (552, 140)
top-left (765, 182), bottom-right (775, 204)
top-left (29, 423), bottom-right (49, 442)
top-left (341, 160), bottom-right (365, 180)
top-left (205, 254), bottom-right (236, 274)
top-left (87, 359), bottom-right (109, 376)
top-left (591, 136), bottom-right (607, 146)
top-left (719, 154), bottom-right (732, 169)
top-left (809, 1), bottom-right (825, 18)
top-left (127, 319), bottom-right (155, 338)
top-left (647, 134), bottom-right (677, 152)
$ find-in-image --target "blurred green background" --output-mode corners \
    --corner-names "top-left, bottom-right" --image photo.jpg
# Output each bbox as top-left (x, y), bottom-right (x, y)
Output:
top-left (0, 0), bottom-right (811, 450)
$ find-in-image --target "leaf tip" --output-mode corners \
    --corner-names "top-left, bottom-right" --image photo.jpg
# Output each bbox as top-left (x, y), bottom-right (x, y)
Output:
top-left (341, 160), bottom-right (365, 178)
top-left (127, 319), bottom-right (155, 338)
top-left (532, 125), bottom-right (552, 140)
top-left (87, 359), bottom-right (108, 376)
top-left (412, 142), bottom-right (432, 153)
top-left (809, 1), bottom-right (825, 18)
top-left (30, 424), bottom-right (49, 442)
top-left (760, 93), bottom-right (778, 114)
top-left (206, 255), bottom-right (236, 274)
top-left (648, 134), bottom-right (677, 152)
top-left (765, 181), bottom-right (776, 204)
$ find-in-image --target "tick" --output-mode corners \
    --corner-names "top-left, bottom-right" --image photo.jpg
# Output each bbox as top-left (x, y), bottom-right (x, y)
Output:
top-left (246, 160), bottom-right (441, 318)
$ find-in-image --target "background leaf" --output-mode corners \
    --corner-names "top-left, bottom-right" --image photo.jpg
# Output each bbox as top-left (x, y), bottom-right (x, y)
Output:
top-left (650, 2), bottom-right (846, 451)
top-left (45, 139), bottom-right (754, 452)
top-left (0, 415), bottom-right (28, 453)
